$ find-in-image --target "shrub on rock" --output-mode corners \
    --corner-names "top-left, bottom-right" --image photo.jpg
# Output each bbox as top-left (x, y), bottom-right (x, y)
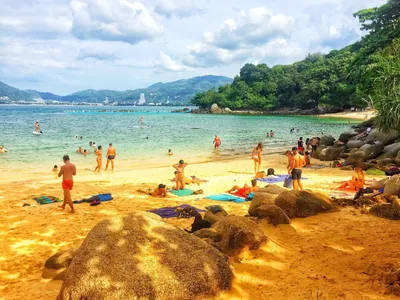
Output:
top-left (275, 190), bottom-right (335, 218)
top-left (57, 212), bottom-right (233, 300)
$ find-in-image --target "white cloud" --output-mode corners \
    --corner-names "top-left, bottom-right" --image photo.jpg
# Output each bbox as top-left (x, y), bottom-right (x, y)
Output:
top-left (70, 0), bottom-right (164, 44)
top-left (77, 48), bottom-right (118, 61)
top-left (155, 0), bottom-right (204, 18)
top-left (154, 51), bottom-right (187, 72)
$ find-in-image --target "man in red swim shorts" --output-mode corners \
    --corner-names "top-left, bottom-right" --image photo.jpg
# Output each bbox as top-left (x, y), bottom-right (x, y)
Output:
top-left (58, 155), bottom-right (76, 213)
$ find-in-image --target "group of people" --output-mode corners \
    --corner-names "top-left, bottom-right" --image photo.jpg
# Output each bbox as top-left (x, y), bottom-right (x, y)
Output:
top-left (75, 142), bottom-right (116, 172)
top-left (266, 130), bottom-right (275, 138)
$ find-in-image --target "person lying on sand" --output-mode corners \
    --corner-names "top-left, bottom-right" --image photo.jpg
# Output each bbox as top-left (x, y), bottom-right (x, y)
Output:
top-left (227, 179), bottom-right (259, 198)
top-left (172, 172), bottom-right (208, 186)
top-left (138, 184), bottom-right (167, 197)
top-left (339, 166), bottom-right (365, 190)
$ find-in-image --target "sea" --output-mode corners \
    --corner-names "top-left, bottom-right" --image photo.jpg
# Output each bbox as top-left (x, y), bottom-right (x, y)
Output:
top-left (0, 105), bottom-right (355, 175)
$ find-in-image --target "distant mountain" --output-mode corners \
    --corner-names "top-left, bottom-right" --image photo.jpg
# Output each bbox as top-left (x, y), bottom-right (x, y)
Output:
top-left (0, 75), bottom-right (233, 105)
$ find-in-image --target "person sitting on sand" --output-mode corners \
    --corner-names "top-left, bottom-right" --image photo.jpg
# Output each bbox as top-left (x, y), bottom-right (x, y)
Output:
top-left (252, 142), bottom-right (263, 176)
top-left (52, 165), bottom-right (58, 172)
top-left (139, 184), bottom-right (167, 197)
top-left (339, 167), bottom-right (365, 190)
top-left (304, 151), bottom-right (311, 166)
top-left (227, 179), bottom-right (259, 198)
top-left (168, 149), bottom-right (173, 156)
top-left (0, 145), bottom-right (8, 153)
top-left (173, 160), bottom-right (189, 190)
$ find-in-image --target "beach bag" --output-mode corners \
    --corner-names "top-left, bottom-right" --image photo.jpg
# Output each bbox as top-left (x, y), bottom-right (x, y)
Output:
top-left (283, 176), bottom-right (293, 189)
top-left (256, 171), bottom-right (265, 178)
top-left (98, 193), bottom-right (113, 202)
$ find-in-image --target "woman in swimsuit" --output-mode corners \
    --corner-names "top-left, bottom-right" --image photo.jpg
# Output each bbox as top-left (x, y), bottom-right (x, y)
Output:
top-left (94, 145), bottom-right (102, 172)
top-left (227, 179), bottom-right (259, 198)
top-left (252, 142), bottom-right (263, 176)
top-left (173, 160), bottom-right (188, 190)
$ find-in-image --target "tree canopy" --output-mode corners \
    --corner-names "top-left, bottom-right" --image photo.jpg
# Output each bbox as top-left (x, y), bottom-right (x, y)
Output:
top-left (192, 0), bottom-right (400, 130)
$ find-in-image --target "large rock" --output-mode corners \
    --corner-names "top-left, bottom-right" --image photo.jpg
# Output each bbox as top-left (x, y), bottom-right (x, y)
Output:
top-left (347, 140), bottom-right (365, 149)
top-left (359, 142), bottom-right (385, 160)
top-left (377, 142), bottom-right (400, 159)
top-left (212, 215), bottom-right (267, 256)
top-left (345, 151), bottom-right (366, 166)
top-left (255, 205), bottom-right (291, 226)
top-left (370, 202), bottom-right (400, 220)
top-left (384, 175), bottom-right (400, 196)
top-left (257, 184), bottom-right (287, 195)
top-left (366, 129), bottom-right (400, 146)
top-left (45, 248), bottom-right (78, 270)
top-left (248, 192), bottom-right (277, 217)
top-left (193, 228), bottom-right (222, 243)
top-left (210, 103), bottom-right (222, 114)
top-left (313, 146), bottom-right (327, 160)
top-left (339, 129), bottom-right (359, 143)
top-left (58, 212), bottom-right (233, 300)
top-left (275, 190), bottom-right (335, 218)
top-left (320, 135), bottom-right (335, 146)
top-left (204, 206), bottom-right (228, 225)
top-left (319, 147), bottom-right (343, 161)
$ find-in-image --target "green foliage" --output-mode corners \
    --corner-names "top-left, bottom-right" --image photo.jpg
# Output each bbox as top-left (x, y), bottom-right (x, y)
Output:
top-left (192, 0), bottom-right (400, 116)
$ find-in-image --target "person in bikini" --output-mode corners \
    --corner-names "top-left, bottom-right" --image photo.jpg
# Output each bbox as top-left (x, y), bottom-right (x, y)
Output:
top-left (213, 135), bottom-right (221, 149)
top-left (173, 160), bottom-right (188, 190)
top-left (94, 145), bottom-right (102, 172)
top-left (138, 184), bottom-right (167, 197)
top-left (105, 143), bottom-right (116, 171)
top-left (287, 147), bottom-right (306, 190)
top-left (339, 166), bottom-right (365, 190)
top-left (35, 121), bottom-right (40, 133)
top-left (252, 142), bottom-right (263, 176)
top-left (58, 155), bottom-right (76, 213)
top-left (227, 179), bottom-right (259, 198)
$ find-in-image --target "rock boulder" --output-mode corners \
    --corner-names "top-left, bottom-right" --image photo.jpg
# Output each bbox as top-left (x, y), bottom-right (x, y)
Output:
top-left (57, 212), bottom-right (233, 300)
top-left (377, 143), bottom-right (400, 159)
top-left (359, 143), bottom-right (385, 160)
top-left (248, 192), bottom-right (277, 217)
top-left (204, 206), bottom-right (228, 225)
top-left (384, 175), bottom-right (400, 197)
top-left (255, 205), bottom-right (291, 226)
top-left (210, 103), bottom-right (222, 114)
top-left (339, 129), bottom-right (359, 143)
top-left (347, 140), bottom-right (365, 149)
top-left (212, 216), bottom-right (267, 256)
top-left (319, 147), bottom-right (343, 161)
top-left (275, 190), bottom-right (335, 218)
top-left (366, 129), bottom-right (400, 146)
top-left (320, 135), bottom-right (335, 146)
top-left (345, 151), bottom-right (366, 166)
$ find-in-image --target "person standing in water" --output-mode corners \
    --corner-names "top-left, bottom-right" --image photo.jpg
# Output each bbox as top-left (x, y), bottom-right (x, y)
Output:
top-left (252, 142), bottom-right (263, 176)
top-left (58, 155), bottom-right (76, 213)
top-left (173, 160), bottom-right (188, 190)
top-left (213, 135), bottom-right (221, 149)
top-left (35, 121), bottom-right (41, 133)
top-left (94, 145), bottom-right (102, 172)
top-left (105, 143), bottom-right (116, 171)
top-left (139, 116), bottom-right (144, 127)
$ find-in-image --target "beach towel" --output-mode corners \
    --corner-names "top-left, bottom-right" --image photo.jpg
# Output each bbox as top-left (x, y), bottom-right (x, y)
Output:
top-left (329, 191), bottom-right (355, 199)
top-left (170, 189), bottom-right (194, 197)
top-left (308, 165), bottom-right (327, 170)
top-left (257, 175), bottom-right (309, 184)
top-left (33, 196), bottom-right (62, 205)
top-left (147, 204), bottom-right (205, 219)
top-left (72, 193), bottom-right (113, 204)
top-left (205, 194), bottom-right (246, 203)
top-left (366, 169), bottom-right (386, 176)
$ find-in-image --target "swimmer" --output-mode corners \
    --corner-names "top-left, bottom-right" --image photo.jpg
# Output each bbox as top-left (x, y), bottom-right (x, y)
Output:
top-left (168, 149), bottom-right (173, 156)
top-left (58, 155), bottom-right (76, 213)
top-left (270, 130), bottom-right (274, 137)
top-left (89, 141), bottom-right (93, 147)
top-left (83, 149), bottom-right (90, 156)
top-left (94, 145), bottom-right (102, 172)
top-left (0, 145), bottom-right (8, 153)
top-left (213, 135), bottom-right (221, 149)
top-left (266, 132), bottom-right (270, 138)
top-left (92, 142), bottom-right (97, 149)
top-left (76, 147), bottom-right (83, 154)
top-left (173, 160), bottom-right (188, 190)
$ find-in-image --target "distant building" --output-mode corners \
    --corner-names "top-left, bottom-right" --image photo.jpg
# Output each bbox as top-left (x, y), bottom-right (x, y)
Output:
top-left (137, 93), bottom-right (146, 105)
top-left (103, 97), bottom-right (109, 105)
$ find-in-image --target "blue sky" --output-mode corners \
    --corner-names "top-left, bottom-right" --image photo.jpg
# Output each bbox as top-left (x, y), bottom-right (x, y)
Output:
top-left (0, 0), bottom-right (386, 95)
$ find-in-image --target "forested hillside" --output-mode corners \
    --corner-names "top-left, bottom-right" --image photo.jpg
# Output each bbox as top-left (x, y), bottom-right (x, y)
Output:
top-left (192, 0), bottom-right (400, 117)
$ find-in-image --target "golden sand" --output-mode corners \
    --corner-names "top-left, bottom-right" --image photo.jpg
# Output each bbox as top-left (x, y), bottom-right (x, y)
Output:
top-left (0, 153), bottom-right (399, 300)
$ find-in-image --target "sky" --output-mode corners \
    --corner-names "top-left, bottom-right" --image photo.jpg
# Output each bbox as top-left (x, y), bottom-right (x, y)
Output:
top-left (0, 0), bottom-right (387, 95)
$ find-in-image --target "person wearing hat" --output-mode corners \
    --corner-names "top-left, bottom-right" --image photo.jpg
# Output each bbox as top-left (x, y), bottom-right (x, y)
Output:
top-left (173, 160), bottom-right (189, 190)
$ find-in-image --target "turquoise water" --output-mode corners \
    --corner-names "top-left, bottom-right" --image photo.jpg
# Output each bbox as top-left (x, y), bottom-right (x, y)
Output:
top-left (0, 105), bottom-right (354, 173)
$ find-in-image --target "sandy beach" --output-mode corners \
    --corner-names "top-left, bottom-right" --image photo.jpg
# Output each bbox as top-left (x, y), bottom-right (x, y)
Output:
top-left (320, 111), bottom-right (377, 120)
top-left (0, 153), bottom-right (399, 300)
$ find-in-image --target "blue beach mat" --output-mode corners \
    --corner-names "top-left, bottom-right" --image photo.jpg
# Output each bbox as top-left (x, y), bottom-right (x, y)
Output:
top-left (33, 196), bottom-right (62, 205)
top-left (257, 175), bottom-right (308, 184)
top-left (148, 204), bottom-right (205, 219)
top-left (170, 189), bottom-right (194, 197)
top-left (205, 194), bottom-right (246, 203)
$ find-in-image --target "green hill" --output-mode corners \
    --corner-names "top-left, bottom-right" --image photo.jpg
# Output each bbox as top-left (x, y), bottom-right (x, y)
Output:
top-left (0, 75), bottom-right (232, 104)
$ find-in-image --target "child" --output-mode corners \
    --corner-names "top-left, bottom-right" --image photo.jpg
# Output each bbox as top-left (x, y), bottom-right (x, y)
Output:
top-left (168, 149), bottom-right (173, 156)
top-left (304, 151), bottom-right (311, 166)
top-left (52, 165), bottom-right (58, 172)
